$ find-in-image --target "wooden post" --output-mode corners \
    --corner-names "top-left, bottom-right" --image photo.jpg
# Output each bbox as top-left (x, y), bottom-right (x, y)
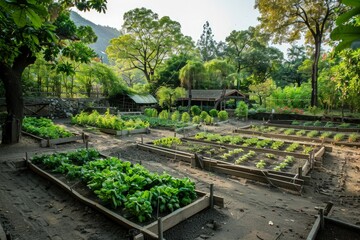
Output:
top-left (47, 138), bottom-right (50, 147)
top-left (174, 132), bottom-right (176, 138)
top-left (85, 140), bottom-right (89, 149)
top-left (297, 167), bottom-right (302, 179)
top-left (210, 184), bottom-right (214, 209)
top-left (158, 217), bottom-right (163, 240)
top-left (117, 153), bottom-right (120, 159)
top-left (141, 136), bottom-right (143, 144)
top-left (319, 208), bottom-right (325, 229)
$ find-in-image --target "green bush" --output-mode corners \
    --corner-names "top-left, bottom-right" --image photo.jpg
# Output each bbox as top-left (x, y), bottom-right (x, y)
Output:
top-left (209, 109), bottom-right (218, 117)
top-left (190, 105), bottom-right (201, 116)
top-left (192, 116), bottom-right (201, 124)
top-left (217, 110), bottom-right (228, 121)
top-left (204, 115), bottom-right (214, 125)
top-left (248, 108), bottom-right (257, 115)
top-left (181, 112), bottom-right (190, 122)
top-left (235, 101), bottom-right (248, 118)
top-left (200, 111), bottom-right (209, 121)
top-left (158, 110), bottom-right (169, 120)
top-left (144, 108), bottom-right (158, 117)
top-left (171, 111), bottom-right (181, 121)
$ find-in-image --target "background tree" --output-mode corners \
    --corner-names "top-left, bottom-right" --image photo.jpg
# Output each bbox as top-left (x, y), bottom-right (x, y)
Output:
top-left (196, 21), bottom-right (218, 62)
top-left (255, 0), bottom-right (341, 106)
top-left (0, 0), bottom-right (107, 144)
top-left (203, 59), bottom-right (235, 89)
top-left (106, 7), bottom-right (194, 89)
top-left (272, 45), bottom-right (307, 87)
top-left (249, 79), bottom-right (276, 107)
top-left (154, 54), bottom-right (193, 89)
top-left (179, 60), bottom-right (206, 109)
top-left (156, 86), bottom-right (185, 110)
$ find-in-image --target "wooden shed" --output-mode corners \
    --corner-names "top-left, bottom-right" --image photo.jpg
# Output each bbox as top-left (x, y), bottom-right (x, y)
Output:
top-left (177, 89), bottom-right (247, 110)
top-left (109, 94), bottom-right (157, 112)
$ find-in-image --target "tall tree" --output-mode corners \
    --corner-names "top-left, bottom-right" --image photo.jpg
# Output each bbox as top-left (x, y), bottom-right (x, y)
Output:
top-left (106, 8), bottom-right (194, 87)
top-left (196, 21), bottom-right (218, 62)
top-left (255, 0), bottom-right (341, 106)
top-left (0, 0), bottom-right (106, 144)
top-left (179, 60), bottom-right (206, 109)
top-left (156, 86), bottom-right (185, 110)
top-left (203, 59), bottom-right (235, 89)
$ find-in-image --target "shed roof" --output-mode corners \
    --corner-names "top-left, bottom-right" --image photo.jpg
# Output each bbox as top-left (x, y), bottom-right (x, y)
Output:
top-left (178, 89), bottom-right (246, 101)
top-left (128, 94), bottom-right (157, 104)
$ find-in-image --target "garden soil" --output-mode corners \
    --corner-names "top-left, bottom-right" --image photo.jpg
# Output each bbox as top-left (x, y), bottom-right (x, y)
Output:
top-left (0, 119), bottom-right (359, 240)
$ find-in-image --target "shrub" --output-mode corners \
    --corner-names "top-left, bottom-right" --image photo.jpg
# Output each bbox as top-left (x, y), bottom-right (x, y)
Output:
top-left (158, 110), bottom-right (170, 120)
top-left (256, 107), bottom-right (267, 113)
top-left (192, 116), bottom-right (201, 124)
top-left (200, 111), bottom-right (209, 121)
top-left (204, 115), bottom-right (214, 125)
top-left (209, 109), bottom-right (218, 117)
top-left (217, 110), bottom-right (228, 121)
top-left (171, 111), bottom-right (181, 121)
top-left (248, 108), bottom-right (257, 115)
top-left (181, 112), bottom-right (190, 122)
top-left (144, 108), bottom-right (158, 117)
top-left (190, 105), bottom-right (201, 116)
top-left (235, 101), bottom-right (248, 118)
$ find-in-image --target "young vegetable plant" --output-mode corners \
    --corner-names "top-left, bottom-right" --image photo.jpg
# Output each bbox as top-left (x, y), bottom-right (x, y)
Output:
top-left (333, 133), bottom-right (345, 142)
top-left (348, 133), bottom-right (359, 143)
top-left (256, 160), bottom-right (266, 169)
top-left (306, 130), bottom-right (319, 138)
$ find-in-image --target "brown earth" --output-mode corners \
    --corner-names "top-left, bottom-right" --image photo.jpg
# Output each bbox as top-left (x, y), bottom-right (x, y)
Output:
top-left (0, 118), bottom-right (359, 240)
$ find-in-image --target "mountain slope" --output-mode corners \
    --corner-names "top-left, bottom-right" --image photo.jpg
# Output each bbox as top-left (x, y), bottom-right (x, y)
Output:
top-left (70, 11), bottom-right (120, 63)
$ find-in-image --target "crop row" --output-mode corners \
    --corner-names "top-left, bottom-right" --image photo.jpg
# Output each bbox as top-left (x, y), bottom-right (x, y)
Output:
top-left (251, 125), bottom-right (360, 143)
top-left (31, 148), bottom-right (197, 223)
top-left (153, 137), bottom-right (304, 173)
top-left (192, 132), bottom-right (314, 154)
top-left (22, 117), bottom-right (73, 139)
top-left (71, 110), bottom-right (149, 131)
top-left (291, 120), bottom-right (359, 128)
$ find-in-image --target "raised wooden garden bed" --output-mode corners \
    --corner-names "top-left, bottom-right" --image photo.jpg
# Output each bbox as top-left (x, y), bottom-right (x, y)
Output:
top-left (100, 127), bottom-right (150, 136)
top-left (22, 131), bottom-right (87, 147)
top-left (307, 204), bottom-right (360, 240)
top-left (265, 120), bottom-right (360, 133)
top-left (25, 150), bottom-right (224, 240)
top-left (137, 142), bottom-right (314, 193)
top-left (234, 125), bottom-right (360, 148)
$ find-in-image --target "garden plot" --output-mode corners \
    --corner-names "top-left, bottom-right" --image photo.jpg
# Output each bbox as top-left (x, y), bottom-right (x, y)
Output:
top-left (152, 135), bottom-right (317, 174)
top-left (26, 148), bottom-right (223, 240)
top-left (22, 117), bottom-right (86, 147)
top-left (234, 125), bottom-right (360, 147)
top-left (265, 119), bottom-right (360, 132)
top-left (71, 110), bottom-right (150, 136)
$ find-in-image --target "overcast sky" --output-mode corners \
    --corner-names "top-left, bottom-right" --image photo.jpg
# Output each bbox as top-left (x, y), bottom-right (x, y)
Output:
top-left (75, 0), bottom-right (259, 42)
top-left (75, 0), bottom-right (291, 53)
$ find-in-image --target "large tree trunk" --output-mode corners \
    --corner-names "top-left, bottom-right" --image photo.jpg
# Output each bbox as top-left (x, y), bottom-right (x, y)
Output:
top-left (0, 47), bottom-right (35, 144)
top-left (311, 36), bottom-right (322, 107)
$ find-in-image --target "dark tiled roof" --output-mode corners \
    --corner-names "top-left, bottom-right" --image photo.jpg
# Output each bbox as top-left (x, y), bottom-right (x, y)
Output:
top-left (178, 89), bottom-right (245, 100)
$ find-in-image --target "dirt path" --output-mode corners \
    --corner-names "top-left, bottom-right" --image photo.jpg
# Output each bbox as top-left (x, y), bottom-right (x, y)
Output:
top-left (0, 119), bottom-right (359, 240)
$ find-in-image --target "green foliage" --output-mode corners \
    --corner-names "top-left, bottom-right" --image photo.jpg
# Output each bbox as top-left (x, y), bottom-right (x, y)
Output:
top-left (296, 130), bottom-right (306, 136)
top-left (283, 129), bottom-right (295, 135)
top-left (338, 122), bottom-right (351, 128)
top-left (306, 130), bottom-right (319, 138)
top-left (235, 101), bottom-right (248, 118)
top-left (153, 137), bottom-right (182, 148)
top-left (190, 105), bottom-right (201, 116)
top-left (204, 115), bottom-right (214, 125)
top-left (158, 110), bottom-right (170, 120)
top-left (144, 108), bottom-right (158, 118)
top-left (291, 120), bottom-right (300, 125)
top-left (285, 143), bottom-right (299, 152)
top-left (270, 84), bottom-right (311, 109)
top-left (72, 110), bottom-right (149, 130)
top-left (271, 141), bottom-right (284, 150)
top-left (265, 153), bottom-right (276, 159)
top-left (32, 149), bottom-right (197, 223)
top-left (320, 132), bottom-right (332, 139)
top-left (181, 112), bottom-right (190, 123)
top-left (217, 110), bottom-right (228, 121)
top-left (200, 111), bottom-right (209, 121)
top-left (156, 86), bottom-right (185, 109)
top-left (22, 117), bottom-right (73, 139)
top-left (209, 109), bottom-right (219, 117)
top-left (171, 111), bottom-right (181, 122)
top-left (256, 160), bottom-right (267, 169)
top-left (348, 133), bottom-right (359, 142)
top-left (333, 133), bottom-right (345, 142)
top-left (192, 116), bottom-right (201, 124)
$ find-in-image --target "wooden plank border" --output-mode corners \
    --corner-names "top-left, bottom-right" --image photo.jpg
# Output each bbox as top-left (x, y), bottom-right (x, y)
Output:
top-left (26, 151), bottom-right (224, 240)
top-left (22, 131), bottom-right (87, 147)
top-left (100, 127), bottom-right (150, 136)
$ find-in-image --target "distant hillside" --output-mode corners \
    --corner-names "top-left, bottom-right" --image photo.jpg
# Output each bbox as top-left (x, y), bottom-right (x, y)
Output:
top-left (70, 11), bottom-right (120, 63)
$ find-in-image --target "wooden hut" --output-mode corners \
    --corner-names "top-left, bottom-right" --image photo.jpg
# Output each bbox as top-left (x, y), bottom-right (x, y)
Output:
top-left (109, 94), bottom-right (157, 112)
top-left (177, 89), bottom-right (247, 111)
